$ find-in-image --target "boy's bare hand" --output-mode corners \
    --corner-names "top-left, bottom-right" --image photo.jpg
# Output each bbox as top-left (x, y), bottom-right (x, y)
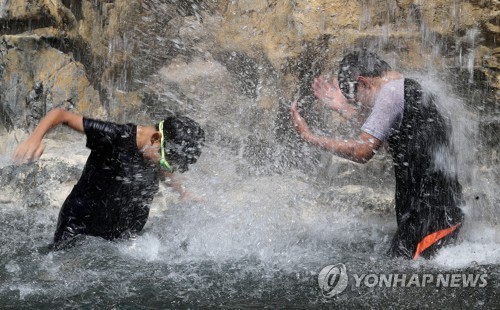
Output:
top-left (312, 76), bottom-right (347, 109)
top-left (180, 190), bottom-right (207, 203)
top-left (13, 137), bottom-right (45, 163)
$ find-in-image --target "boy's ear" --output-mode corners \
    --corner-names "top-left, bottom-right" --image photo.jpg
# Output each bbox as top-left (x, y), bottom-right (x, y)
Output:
top-left (151, 132), bottom-right (162, 145)
top-left (356, 76), bottom-right (371, 88)
top-left (356, 76), bottom-right (373, 88)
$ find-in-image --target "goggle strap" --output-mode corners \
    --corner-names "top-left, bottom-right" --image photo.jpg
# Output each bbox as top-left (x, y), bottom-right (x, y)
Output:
top-left (159, 120), bottom-right (174, 172)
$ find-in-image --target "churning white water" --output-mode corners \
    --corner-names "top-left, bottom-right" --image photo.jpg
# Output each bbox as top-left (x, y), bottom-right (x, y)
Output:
top-left (1, 70), bottom-right (499, 306)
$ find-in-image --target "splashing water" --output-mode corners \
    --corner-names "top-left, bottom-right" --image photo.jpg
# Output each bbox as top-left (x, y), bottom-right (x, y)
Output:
top-left (1, 73), bottom-right (499, 308)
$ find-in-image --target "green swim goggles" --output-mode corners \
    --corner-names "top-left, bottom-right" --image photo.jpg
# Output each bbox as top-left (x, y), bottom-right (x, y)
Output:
top-left (159, 120), bottom-right (174, 173)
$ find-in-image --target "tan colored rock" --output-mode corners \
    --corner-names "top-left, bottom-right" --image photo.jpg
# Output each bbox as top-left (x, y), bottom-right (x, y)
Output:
top-left (0, 0), bottom-right (77, 35)
top-left (214, 0), bottom-right (498, 100)
top-left (216, 0), bottom-right (364, 68)
top-left (0, 34), bottom-right (104, 129)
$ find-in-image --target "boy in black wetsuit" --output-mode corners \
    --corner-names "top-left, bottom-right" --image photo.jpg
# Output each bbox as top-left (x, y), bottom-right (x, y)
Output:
top-left (291, 49), bottom-right (464, 259)
top-left (14, 108), bottom-right (204, 247)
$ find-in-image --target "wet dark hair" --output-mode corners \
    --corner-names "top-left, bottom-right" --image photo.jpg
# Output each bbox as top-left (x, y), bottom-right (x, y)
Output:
top-left (157, 116), bottom-right (205, 173)
top-left (337, 49), bottom-right (391, 99)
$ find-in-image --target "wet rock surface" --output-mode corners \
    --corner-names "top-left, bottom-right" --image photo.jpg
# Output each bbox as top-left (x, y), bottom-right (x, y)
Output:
top-left (0, 0), bottom-right (497, 128)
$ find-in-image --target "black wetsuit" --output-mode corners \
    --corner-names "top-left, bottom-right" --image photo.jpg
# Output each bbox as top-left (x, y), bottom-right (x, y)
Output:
top-left (387, 79), bottom-right (464, 259)
top-left (54, 118), bottom-right (160, 244)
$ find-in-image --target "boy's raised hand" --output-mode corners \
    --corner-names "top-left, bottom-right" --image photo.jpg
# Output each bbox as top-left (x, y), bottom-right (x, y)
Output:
top-left (312, 76), bottom-right (347, 109)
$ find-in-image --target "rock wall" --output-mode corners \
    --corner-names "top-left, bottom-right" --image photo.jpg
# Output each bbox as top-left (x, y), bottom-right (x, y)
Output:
top-left (0, 0), bottom-right (497, 130)
top-left (0, 34), bottom-right (103, 130)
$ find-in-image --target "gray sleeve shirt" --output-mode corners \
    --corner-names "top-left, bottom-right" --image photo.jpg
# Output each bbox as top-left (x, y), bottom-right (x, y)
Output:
top-left (361, 78), bottom-right (405, 142)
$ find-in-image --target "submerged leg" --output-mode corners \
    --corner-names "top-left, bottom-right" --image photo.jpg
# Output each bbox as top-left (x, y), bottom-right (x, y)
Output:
top-left (389, 205), bottom-right (464, 259)
top-left (51, 201), bottom-right (90, 250)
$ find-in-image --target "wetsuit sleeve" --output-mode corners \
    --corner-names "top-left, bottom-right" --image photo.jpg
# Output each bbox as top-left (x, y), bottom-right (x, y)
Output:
top-left (361, 80), bottom-right (405, 142)
top-left (83, 118), bottom-right (129, 151)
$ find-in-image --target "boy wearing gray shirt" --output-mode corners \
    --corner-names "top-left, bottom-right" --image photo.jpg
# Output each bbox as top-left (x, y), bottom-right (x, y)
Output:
top-left (291, 49), bottom-right (463, 259)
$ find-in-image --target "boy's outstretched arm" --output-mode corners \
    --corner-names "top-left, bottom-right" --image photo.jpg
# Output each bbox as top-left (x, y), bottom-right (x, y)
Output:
top-left (291, 102), bottom-right (382, 163)
top-left (14, 108), bottom-right (84, 162)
